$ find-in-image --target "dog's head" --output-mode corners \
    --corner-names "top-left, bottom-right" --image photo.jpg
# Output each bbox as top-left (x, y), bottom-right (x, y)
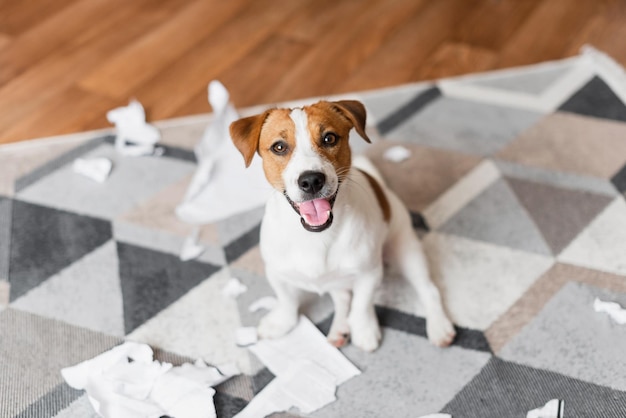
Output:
top-left (230, 100), bottom-right (370, 232)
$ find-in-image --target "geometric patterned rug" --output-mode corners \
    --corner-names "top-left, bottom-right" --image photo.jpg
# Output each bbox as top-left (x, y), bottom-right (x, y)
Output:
top-left (2, 46), bottom-right (626, 417)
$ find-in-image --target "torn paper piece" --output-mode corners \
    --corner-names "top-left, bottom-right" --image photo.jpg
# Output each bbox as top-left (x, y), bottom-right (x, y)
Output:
top-left (248, 296), bottom-right (277, 313)
top-left (179, 228), bottom-right (204, 261)
top-left (221, 277), bottom-right (248, 299)
top-left (176, 80), bottom-right (272, 225)
top-left (107, 100), bottom-right (160, 157)
top-left (383, 145), bottom-right (412, 162)
top-left (527, 399), bottom-right (564, 418)
top-left (61, 342), bottom-right (238, 418)
top-left (594, 297), bottom-right (626, 324)
top-left (235, 317), bottom-right (360, 418)
top-left (234, 360), bottom-right (336, 418)
top-left (73, 158), bottom-right (113, 183)
top-left (249, 316), bottom-right (361, 385)
top-left (235, 327), bottom-right (258, 347)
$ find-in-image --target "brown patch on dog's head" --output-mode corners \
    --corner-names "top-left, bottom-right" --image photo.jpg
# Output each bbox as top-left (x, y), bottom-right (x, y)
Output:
top-left (229, 110), bottom-right (270, 167)
top-left (229, 100), bottom-right (370, 192)
top-left (256, 109), bottom-right (296, 190)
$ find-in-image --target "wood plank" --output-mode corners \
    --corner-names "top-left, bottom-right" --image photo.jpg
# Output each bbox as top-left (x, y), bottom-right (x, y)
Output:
top-left (129, 0), bottom-right (309, 121)
top-left (174, 34), bottom-right (311, 116)
top-left (0, 3), bottom-right (182, 140)
top-left (338, 0), bottom-right (481, 93)
top-left (0, 0), bottom-right (78, 36)
top-left (0, 0), bottom-right (186, 87)
top-left (78, 0), bottom-right (247, 99)
top-left (2, 0), bottom-right (626, 145)
top-left (414, 42), bottom-right (497, 81)
top-left (565, 2), bottom-right (626, 64)
top-left (497, 0), bottom-right (607, 68)
top-left (0, 33), bottom-right (11, 51)
top-left (455, 0), bottom-right (542, 49)
top-left (268, 0), bottom-right (433, 103)
top-left (0, 87), bottom-right (118, 143)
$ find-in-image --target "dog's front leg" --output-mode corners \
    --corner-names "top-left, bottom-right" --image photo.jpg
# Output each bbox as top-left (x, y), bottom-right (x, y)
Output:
top-left (257, 270), bottom-right (301, 339)
top-left (328, 289), bottom-right (352, 348)
top-left (348, 267), bottom-right (383, 352)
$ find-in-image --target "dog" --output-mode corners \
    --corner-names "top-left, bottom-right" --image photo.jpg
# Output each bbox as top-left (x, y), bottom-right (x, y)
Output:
top-left (229, 100), bottom-right (455, 351)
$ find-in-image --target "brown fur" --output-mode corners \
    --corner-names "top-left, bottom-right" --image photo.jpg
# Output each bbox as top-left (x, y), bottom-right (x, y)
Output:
top-left (229, 100), bottom-right (371, 191)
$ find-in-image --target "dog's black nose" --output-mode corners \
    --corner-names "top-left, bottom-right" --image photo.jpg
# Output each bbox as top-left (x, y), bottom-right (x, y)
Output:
top-left (298, 171), bottom-right (326, 194)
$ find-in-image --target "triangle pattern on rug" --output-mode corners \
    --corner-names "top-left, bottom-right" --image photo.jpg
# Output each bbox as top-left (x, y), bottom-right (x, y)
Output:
top-left (11, 241), bottom-right (125, 336)
top-left (9, 200), bottom-right (112, 301)
top-left (559, 197), bottom-right (626, 276)
top-left (216, 205), bottom-right (265, 247)
top-left (127, 267), bottom-right (249, 370)
top-left (116, 241), bottom-right (221, 334)
top-left (558, 76), bottom-right (626, 123)
top-left (0, 196), bottom-right (11, 281)
top-left (611, 163), bottom-right (626, 195)
top-left (468, 63), bottom-right (573, 96)
top-left (439, 179), bottom-right (551, 255)
top-left (506, 177), bottom-right (614, 255)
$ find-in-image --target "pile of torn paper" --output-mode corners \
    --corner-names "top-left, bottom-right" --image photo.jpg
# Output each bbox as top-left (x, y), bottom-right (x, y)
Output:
top-left (234, 316), bottom-right (361, 417)
top-left (62, 342), bottom-right (238, 418)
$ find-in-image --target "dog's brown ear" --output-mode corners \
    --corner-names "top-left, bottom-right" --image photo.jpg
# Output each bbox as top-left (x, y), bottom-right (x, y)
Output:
top-left (229, 111), bottom-right (269, 167)
top-left (332, 100), bottom-right (371, 143)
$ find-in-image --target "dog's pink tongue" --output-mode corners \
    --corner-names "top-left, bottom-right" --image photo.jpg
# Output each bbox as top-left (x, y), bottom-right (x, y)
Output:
top-left (299, 198), bottom-right (331, 226)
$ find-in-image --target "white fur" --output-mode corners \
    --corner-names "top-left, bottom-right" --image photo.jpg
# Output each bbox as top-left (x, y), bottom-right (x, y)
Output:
top-left (256, 109), bottom-right (455, 351)
top-left (282, 109), bottom-right (338, 202)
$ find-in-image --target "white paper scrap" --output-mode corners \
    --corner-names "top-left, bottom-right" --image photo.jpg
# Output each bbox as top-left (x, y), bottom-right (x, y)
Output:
top-left (235, 327), bottom-right (258, 347)
top-left (249, 316), bottom-right (361, 385)
top-left (107, 100), bottom-right (160, 157)
top-left (234, 316), bottom-right (360, 418)
top-left (61, 342), bottom-right (238, 418)
top-left (179, 228), bottom-right (204, 261)
top-left (248, 296), bottom-right (277, 313)
top-left (383, 145), bottom-right (411, 162)
top-left (221, 277), bottom-right (248, 299)
top-left (175, 80), bottom-right (272, 225)
top-left (594, 297), bottom-right (626, 324)
top-left (527, 399), bottom-right (564, 418)
top-left (234, 360), bottom-right (336, 418)
top-left (73, 158), bottom-right (113, 183)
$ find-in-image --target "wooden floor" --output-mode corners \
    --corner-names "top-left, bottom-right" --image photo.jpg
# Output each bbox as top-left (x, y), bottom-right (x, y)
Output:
top-left (1, 0), bottom-right (626, 144)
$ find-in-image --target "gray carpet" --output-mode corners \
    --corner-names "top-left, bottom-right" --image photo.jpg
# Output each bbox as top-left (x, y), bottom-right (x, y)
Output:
top-left (2, 47), bottom-right (626, 417)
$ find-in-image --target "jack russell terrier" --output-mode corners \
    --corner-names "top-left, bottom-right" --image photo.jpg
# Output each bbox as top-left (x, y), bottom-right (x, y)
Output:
top-left (229, 100), bottom-right (455, 351)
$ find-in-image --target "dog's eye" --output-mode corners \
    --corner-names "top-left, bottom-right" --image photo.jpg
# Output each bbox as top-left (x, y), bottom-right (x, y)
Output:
top-left (322, 133), bottom-right (338, 146)
top-left (271, 141), bottom-right (288, 155)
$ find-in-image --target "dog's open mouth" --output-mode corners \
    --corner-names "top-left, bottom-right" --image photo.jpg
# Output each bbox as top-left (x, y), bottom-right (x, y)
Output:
top-left (285, 192), bottom-right (338, 232)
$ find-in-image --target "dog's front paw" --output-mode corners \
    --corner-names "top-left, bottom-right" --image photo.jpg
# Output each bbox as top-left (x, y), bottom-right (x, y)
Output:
top-left (427, 314), bottom-right (456, 347)
top-left (350, 318), bottom-right (381, 352)
top-left (257, 309), bottom-right (298, 340)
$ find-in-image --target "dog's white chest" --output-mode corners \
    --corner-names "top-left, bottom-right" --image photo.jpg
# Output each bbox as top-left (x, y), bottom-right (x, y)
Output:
top-left (260, 192), bottom-right (386, 294)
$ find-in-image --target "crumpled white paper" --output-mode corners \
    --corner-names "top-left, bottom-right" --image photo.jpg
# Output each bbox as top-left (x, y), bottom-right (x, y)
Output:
top-left (221, 277), bottom-right (248, 299)
top-left (107, 100), bottom-right (161, 157)
top-left (234, 316), bottom-right (360, 418)
top-left (527, 399), bottom-right (564, 418)
top-left (61, 342), bottom-right (239, 418)
top-left (383, 145), bottom-right (412, 162)
top-left (594, 297), bottom-right (626, 324)
top-left (73, 158), bottom-right (113, 183)
top-left (175, 80), bottom-right (272, 225)
top-left (179, 228), bottom-right (204, 261)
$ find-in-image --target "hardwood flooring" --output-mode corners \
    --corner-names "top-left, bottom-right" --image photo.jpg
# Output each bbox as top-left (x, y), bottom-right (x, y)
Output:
top-left (1, 0), bottom-right (625, 144)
